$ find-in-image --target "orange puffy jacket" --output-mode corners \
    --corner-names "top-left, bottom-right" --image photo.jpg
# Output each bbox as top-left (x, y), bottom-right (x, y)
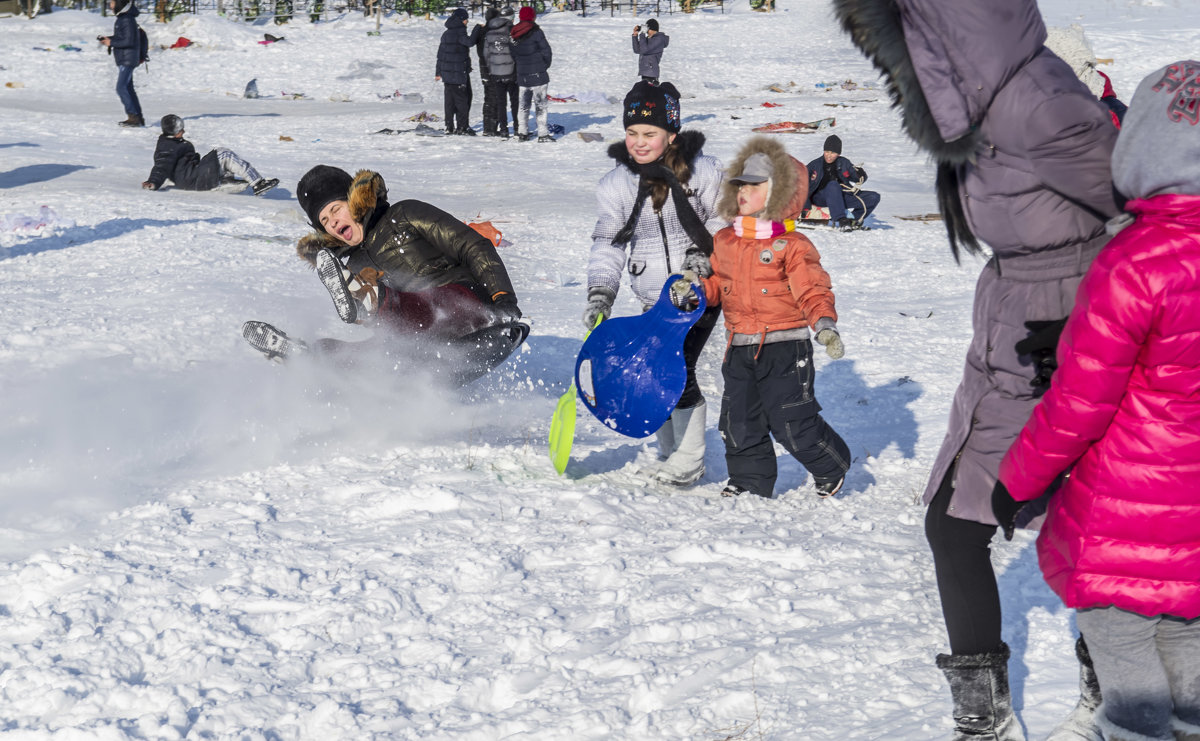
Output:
top-left (700, 226), bottom-right (837, 339)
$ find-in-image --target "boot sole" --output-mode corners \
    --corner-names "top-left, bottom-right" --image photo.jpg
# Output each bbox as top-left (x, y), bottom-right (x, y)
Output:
top-left (242, 321), bottom-right (306, 361)
top-left (315, 248), bottom-right (358, 324)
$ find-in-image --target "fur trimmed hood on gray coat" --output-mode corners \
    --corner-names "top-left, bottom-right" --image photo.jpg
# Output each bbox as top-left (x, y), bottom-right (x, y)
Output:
top-left (832, 0), bottom-right (1046, 166)
top-left (716, 136), bottom-right (808, 222)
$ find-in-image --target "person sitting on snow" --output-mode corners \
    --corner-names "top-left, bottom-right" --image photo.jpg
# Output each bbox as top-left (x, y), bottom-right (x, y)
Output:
top-left (241, 165), bottom-right (525, 385)
top-left (804, 135), bottom-right (880, 231)
top-left (142, 114), bottom-right (279, 196)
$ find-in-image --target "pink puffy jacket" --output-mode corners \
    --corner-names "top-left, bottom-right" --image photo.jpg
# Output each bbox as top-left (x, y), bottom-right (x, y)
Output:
top-left (999, 193), bottom-right (1200, 619)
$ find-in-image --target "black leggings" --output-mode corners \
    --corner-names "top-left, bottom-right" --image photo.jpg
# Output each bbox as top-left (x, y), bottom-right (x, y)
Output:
top-left (924, 471), bottom-right (1004, 656)
top-left (678, 305), bottom-right (721, 409)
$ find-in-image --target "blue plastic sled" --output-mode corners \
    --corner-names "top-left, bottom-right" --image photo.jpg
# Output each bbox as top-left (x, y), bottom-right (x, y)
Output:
top-left (575, 275), bottom-right (707, 438)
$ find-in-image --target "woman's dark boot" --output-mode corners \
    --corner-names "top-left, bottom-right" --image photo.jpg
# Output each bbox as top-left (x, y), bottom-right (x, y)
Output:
top-left (1047, 638), bottom-right (1103, 740)
top-left (936, 643), bottom-right (1024, 740)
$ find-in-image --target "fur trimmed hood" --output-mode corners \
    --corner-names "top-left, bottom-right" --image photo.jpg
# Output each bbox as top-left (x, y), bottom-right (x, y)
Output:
top-left (832, 0), bottom-right (1046, 165)
top-left (716, 136), bottom-right (808, 222)
top-left (296, 169), bottom-right (388, 267)
top-left (605, 129), bottom-right (706, 172)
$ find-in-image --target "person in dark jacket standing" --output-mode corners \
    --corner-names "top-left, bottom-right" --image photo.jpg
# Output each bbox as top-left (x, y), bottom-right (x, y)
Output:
top-left (511, 6), bottom-right (553, 142)
top-left (834, 0), bottom-right (1119, 738)
top-left (435, 7), bottom-right (484, 136)
top-left (804, 135), bottom-right (880, 230)
top-left (242, 165), bottom-right (526, 386)
top-left (631, 19), bottom-right (668, 84)
top-left (141, 114), bottom-right (278, 196)
top-left (480, 7), bottom-right (518, 137)
top-left (98, 0), bottom-right (144, 127)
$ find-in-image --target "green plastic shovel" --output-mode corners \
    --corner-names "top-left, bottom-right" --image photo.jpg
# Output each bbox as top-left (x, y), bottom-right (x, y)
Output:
top-left (548, 316), bottom-right (602, 474)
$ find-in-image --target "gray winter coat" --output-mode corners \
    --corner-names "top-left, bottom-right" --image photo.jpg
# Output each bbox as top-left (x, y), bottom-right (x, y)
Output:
top-left (632, 32), bottom-right (668, 79)
top-left (588, 131), bottom-right (724, 308)
top-left (482, 17), bottom-right (516, 81)
top-left (833, 0), bottom-right (1119, 525)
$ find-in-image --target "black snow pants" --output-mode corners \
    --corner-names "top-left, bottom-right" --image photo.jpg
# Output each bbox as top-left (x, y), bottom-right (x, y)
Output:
top-left (482, 79), bottom-right (508, 134)
top-left (718, 338), bottom-right (850, 497)
top-left (443, 82), bottom-right (472, 132)
top-left (924, 470), bottom-right (1004, 656)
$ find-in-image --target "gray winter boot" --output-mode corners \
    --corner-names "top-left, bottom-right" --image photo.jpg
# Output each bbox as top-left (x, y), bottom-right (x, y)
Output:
top-left (654, 418), bottom-right (677, 461)
top-left (936, 643), bottom-right (1024, 740)
top-left (1173, 715), bottom-right (1200, 741)
top-left (1047, 638), bottom-right (1103, 741)
top-left (652, 401), bottom-right (706, 486)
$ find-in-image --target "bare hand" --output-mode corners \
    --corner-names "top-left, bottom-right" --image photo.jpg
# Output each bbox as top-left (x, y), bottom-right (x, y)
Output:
top-left (142, 181), bottom-right (157, 190)
top-left (99, 36), bottom-right (111, 46)
top-left (633, 25), bottom-right (640, 33)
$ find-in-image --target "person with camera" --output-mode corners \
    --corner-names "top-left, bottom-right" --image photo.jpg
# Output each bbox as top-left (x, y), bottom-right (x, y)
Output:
top-left (97, 0), bottom-right (144, 127)
top-left (631, 19), bottom-right (668, 85)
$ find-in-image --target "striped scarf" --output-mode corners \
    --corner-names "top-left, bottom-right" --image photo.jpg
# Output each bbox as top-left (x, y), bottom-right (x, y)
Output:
top-left (732, 216), bottom-right (796, 239)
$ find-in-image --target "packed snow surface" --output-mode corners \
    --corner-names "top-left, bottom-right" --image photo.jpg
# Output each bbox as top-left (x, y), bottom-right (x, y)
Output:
top-left (1, 0), bottom-right (1196, 737)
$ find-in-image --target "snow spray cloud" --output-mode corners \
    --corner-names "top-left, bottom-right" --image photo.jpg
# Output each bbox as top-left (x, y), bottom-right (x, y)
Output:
top-left (0, 343), bottom-right (514, 558)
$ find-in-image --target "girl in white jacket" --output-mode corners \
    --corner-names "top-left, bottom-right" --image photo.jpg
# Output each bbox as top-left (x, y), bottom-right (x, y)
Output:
top-left (584, 80), bottom-right (724, 486)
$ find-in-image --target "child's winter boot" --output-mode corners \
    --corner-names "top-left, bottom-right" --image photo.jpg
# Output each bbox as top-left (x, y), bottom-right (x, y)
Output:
top-left (935, 643), bottom-right (1023, 741)
top-left (316, 248), bottom-right (381, 324)
top-left (652, 401), bottom-right (706, 486)
top-left (242, 321), bottom-right (307, 361)
top-left (252, 177), bottom-right (280, 196)
top-left (1047, 637), bottom-right (1102, 740)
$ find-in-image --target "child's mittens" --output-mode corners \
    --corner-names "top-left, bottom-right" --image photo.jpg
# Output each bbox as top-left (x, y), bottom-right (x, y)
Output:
top-left (681, 248), bottom-right (712, 278)
top-left (815, 326), bottom-right (844, 359)
top-left (582, 287), bottom-right (615, 329)
top-left (142, 181), bottom-right (157, 190)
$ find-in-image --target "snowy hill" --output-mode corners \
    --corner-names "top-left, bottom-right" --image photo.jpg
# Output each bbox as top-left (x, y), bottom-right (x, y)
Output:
top-left (1, 0), bottom-right (1196, 737)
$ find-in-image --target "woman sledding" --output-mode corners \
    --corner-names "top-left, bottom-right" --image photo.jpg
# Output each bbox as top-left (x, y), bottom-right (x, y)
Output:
top-left (242, 165), bottom-right (526, 386)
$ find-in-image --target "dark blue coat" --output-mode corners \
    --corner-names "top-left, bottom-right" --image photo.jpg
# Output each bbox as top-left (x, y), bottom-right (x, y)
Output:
top-left (806, 154), bottom-right (864, 193)
top-left (109, 2), bottom-right (141, 68)
top-left (512, 25), bottom-right (551, 87)
top-left (147, 135), bottom-right (221, 191)
top-left (436, 10), bottom-right (483, 86)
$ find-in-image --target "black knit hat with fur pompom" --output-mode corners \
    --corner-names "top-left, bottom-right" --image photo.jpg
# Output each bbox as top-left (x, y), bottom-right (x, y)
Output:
top-left (297, 165), bottom-right (353, 232)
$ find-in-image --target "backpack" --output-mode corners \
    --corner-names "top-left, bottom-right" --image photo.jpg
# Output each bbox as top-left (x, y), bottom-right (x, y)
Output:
top-left (483, 28), bottom-right (515, 79)
top-left (138, 27), bottom-right (149, 66)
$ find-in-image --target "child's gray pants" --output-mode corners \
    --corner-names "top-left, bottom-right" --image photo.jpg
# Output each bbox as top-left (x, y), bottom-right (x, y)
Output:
top-left (214, 148), bottom-right (262, 184)
top-left (1077, 605), bottom-right (1200, 739)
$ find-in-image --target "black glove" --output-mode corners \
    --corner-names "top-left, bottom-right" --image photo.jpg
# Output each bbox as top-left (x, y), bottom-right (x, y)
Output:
top-left (1016, 318), bottom-right (1068, 391)
top-left (681, 248), bottom-right (713, 278)
top-left (583, 287), bottom-right (615, 329)
top-left (991, 480), bottom-right (1024, 541)
top-left (492, 294), bottom-right (522, 323)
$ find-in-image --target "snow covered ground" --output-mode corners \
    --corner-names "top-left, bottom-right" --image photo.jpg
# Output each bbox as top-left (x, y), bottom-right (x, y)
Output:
top-left (0, 0), bottom-right (1196, 737)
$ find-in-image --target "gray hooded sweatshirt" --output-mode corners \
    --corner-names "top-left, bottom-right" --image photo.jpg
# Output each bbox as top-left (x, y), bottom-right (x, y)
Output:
top-left (833, 0), bottom-right (1120, 525)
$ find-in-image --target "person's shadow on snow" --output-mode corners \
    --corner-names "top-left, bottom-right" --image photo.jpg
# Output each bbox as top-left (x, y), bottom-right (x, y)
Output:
top-left (707, 357), bottom-right (923, 497)
top-left (0, 163), bottom-right (92, 189)
top-left (0, 216), bottom-right (227, 261)
top-left (996, 534), bottom-right (1075, 731)
top-left (564, 356), bottom-right (922, 494)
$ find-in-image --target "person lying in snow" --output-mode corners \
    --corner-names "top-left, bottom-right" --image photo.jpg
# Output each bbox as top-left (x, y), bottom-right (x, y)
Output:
top-left (142, 114), bottom-right (278, 196)
top-left (242, 165), bottom-right (526, 386)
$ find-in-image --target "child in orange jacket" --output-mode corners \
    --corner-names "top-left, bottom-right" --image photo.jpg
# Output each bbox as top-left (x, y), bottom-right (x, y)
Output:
top-left (691, 135), bottom-right (850, 498)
